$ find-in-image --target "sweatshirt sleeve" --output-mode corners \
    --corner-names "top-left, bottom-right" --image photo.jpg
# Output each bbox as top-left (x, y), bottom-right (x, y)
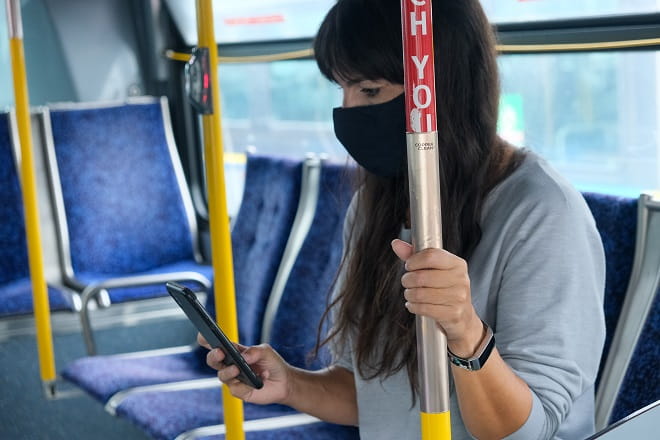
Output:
top-left (494, 185), bottom-right (606, 439)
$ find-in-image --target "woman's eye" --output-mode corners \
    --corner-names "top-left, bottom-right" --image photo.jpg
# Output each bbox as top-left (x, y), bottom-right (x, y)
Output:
top-left (360, 87), bottom-right (380, 97)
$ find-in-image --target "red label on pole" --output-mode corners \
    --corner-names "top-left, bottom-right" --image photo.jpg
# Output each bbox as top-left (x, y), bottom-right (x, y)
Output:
top-left (401, 0), bottom-right (437, 133)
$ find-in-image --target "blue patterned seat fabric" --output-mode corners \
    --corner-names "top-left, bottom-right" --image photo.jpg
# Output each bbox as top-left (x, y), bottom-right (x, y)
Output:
top-left (608, 286), bottom-right (659, 424)
top-left (114, 160), bottom-right (359, 440)
top-left (206, 155), bottom-right (304, 346)
top-left (582, 192), bottom-right (637, 386)
top-left (48, 101), bottom-right (210, 303)
top-left (0, 112), bottom-right (72, 317)
top-left (203, 422), bottom-right (358, 440)
top-left (62, 155), bottom-right (303, 402)
top-left (268, 161), bottom-right (355, 371)
top-left (117, 387), bottom-right (357, 440)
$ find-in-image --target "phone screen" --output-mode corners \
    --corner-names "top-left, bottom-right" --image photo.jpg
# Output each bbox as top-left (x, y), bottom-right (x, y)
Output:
top-left (166, 282), bottom-right (263, 389)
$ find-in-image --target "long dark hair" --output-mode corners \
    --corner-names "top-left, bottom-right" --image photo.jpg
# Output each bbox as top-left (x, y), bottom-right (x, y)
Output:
top-left (314, 0), bottom-right (525, 397)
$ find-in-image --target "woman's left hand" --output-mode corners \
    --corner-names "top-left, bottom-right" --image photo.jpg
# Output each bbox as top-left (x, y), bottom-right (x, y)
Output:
top-left (391, 239), bottom-right (485, 358)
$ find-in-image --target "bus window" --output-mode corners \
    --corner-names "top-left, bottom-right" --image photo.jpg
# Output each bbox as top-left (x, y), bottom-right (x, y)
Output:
top-left (165, 0), bottom-right (336, 45)
top-left (482, 0), bottom-right (660, 23)
top-left (166, 2), bottom-right (351, 217)
top-left (0, 0), bottom-right (10, 107)
top-left (1, 0), bottom-right (140, 107)
top-left (498, 51), bottom-right (660, 197)
top-left (219, 60), bottom-right (344, 159)
top-left (483, 2), bottom-right (660, 197)
top-left (212, 60), bottom-right (344, 217)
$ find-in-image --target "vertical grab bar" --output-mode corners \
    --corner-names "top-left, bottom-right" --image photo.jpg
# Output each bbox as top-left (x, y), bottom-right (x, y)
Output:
top-left (195, 1), bottom-right (245, 439)
top-left (401, 0), bottom-right (452, 438)
top-left (5, 0), bottom-right (57, 397)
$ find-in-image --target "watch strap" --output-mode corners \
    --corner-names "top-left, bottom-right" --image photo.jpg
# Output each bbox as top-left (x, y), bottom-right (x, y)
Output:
top-left (447, 320), bottom-right (495, 371)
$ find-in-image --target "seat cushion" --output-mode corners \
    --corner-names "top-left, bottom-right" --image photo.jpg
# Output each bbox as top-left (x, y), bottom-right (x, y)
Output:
top-left (0, 278), bottom-right (74, 317)
top-left (199, 421), bottom-right (360, 440)
top-left (116, 387), bottom-right (297, 440)
top-left (62, 350), bottom-right (215, 403)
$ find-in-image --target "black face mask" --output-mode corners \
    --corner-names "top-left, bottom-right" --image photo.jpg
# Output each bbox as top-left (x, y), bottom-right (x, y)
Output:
top-left (333, 93), bottom-right (406, 178)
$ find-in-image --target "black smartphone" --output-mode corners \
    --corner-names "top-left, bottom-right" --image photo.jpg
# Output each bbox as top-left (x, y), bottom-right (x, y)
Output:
top-left (165, 282), bottom-right (263, 389)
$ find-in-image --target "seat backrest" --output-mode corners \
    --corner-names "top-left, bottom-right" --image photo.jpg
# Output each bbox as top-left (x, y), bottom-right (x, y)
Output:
top-left (597, 192), bottom-right (660, 426)
top-left (582, 192), bottom-right (638, 384)
top-left (42, 97), bottom-right (199, 278)
top-left (267, 160), bottom-right (355, 370)
top-left (0, 111), bottom-right (75, 318)
top-left (0, 111), bottom-right (30, 286)
top-left (205, 154), bottom-right (304, 346)
top-left (608, 287), bottom-right (659, 424)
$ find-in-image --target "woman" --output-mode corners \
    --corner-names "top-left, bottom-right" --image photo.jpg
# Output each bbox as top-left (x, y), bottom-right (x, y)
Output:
top-left (200, 0), bottom-right (606, 438)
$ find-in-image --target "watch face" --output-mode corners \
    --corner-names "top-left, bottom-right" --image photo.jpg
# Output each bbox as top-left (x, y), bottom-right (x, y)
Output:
top-left (450, 356), bottom-right (469, 368)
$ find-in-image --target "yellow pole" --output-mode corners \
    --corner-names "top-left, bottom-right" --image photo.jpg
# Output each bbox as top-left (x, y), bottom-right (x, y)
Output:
top-left (195, 1), bottom-right (245, 438)
top-left (421, 411), bottom-right (452, 438)
top-left (5, 0), bottom-right (56, 392)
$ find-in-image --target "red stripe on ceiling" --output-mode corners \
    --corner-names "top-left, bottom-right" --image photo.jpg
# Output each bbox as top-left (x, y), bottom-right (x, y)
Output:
top-left (224, 15), bottom-right (285, 26)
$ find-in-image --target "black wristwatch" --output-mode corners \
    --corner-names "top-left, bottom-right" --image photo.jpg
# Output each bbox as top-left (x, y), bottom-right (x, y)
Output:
top-left (447, 320), bottom-right (495, 371)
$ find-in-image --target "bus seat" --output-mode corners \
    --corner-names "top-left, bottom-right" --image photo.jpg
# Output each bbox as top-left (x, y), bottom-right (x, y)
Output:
top-left (265, 159), bottom-right (355, 371)
top-left (0, 110), bottom-right (74, 318)
top-left (582, 192), bottom-right (637, 386)
top-left (111, 159), bottom-right (359, 440)
top-left (38, 97), bottom-right (212, 354)
top-left (239, 421), bottom-right (359, 440)
top-left (596, 192), bottom-right (660, 428)
top-left (608, 286), bottom-right (659, 424)
top-left (205, 154), bottom-right (306, 347)
top-left (62, 154), bottom-right (304, 403)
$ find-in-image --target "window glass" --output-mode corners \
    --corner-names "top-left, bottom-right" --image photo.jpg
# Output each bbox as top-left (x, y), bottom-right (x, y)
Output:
top-left (166, 0), bottom-right (335, 45)
top-left (218, 60), bottom-right (344, 158)
top-left (0, 1), bottom-right (78, 107)
top-left (498, 51), bottom-right (660, 196)
top-left (481, 0), bottom-right (660, 23)
top-left (217, 60), bottom-right (345, 216)
top-left (0, 0), bottom-right (13, 108)
top-left (217, 51), bottom-right (660, 216)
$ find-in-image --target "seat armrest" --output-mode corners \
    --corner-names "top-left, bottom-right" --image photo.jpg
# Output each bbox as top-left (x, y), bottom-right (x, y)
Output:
top-left (80, 271), bottom-right (212, 355)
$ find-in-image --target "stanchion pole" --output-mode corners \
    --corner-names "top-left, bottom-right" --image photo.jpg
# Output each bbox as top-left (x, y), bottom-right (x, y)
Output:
top-left (5, 0), bottom-right (57, 397)
top-left (400, 0), bottom-right (452, 438)
top-left (195, 1), bottom-right (245, 439)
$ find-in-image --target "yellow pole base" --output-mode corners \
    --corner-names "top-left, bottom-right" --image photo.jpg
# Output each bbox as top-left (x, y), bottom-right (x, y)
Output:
top-left (421, 411), bottom-right (451, 439)
top-left (222, 386), bottom-right (245, 440)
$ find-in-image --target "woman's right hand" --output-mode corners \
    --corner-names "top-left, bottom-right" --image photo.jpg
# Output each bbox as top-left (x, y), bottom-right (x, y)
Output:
top-left (197, 333), bottom-right (292, 405)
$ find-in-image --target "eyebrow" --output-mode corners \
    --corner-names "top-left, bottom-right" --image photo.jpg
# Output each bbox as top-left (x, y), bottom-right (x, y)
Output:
top-left (349, 78), bottom-right (383, 86)
top-left (333, 72), bottom-right (368, 85)
top-left (339, 77), bottom-right (365, 85)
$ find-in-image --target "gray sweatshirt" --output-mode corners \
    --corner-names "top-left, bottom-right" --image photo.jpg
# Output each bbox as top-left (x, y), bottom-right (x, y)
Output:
top-left (332, 152), bottom-right (606, 439)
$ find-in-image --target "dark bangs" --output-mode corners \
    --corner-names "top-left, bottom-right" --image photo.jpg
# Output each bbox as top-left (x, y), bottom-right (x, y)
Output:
top-left (314, 0), bottom-right (404, 84)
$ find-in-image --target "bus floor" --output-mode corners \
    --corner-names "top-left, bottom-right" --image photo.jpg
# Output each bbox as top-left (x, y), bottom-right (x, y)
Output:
top-left (0, 306), bottom-right (198, 439)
